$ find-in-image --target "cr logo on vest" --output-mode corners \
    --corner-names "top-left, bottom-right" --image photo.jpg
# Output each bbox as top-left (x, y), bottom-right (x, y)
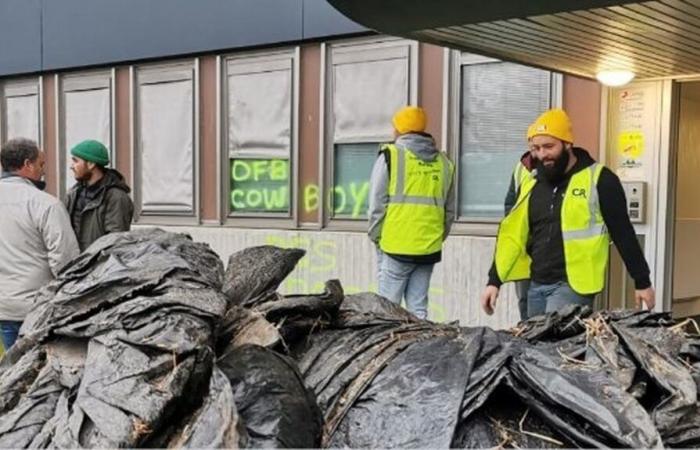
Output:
top-left (572, 188), bottom-right (587, 198)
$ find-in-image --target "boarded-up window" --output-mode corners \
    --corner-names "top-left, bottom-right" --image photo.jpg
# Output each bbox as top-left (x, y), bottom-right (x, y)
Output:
top-left (458, 56), bottom-right (555, 219)
top-left (135, 63), bottom-right (196, 216)
top-left (1, 79), bottom-right (40, 145)
top-left (226, 51), bottom-right (295, 215)
top-left (328, 38), bottom-right (417, 219)
top-left (60, 72), bottom-right (112, 193)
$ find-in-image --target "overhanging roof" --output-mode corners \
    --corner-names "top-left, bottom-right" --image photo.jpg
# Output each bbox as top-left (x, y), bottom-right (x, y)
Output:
top-left (327, 0), bottom-right (700, 80)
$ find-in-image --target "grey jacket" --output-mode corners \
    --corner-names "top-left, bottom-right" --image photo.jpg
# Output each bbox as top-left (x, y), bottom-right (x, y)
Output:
top-left (0, 176), bottom-right (80, 321)
top-left (367, 133), bottom-right (456, 245)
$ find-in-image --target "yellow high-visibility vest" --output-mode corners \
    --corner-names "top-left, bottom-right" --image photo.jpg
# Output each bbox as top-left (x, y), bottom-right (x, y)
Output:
top-left (495, 163), bottom-right (609, 294)
top-left (379, 144), bottom-right (454, 255)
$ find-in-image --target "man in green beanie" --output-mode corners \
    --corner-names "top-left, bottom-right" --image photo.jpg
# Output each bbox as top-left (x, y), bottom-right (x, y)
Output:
top-left (65, 139), bottom-right (134, 251)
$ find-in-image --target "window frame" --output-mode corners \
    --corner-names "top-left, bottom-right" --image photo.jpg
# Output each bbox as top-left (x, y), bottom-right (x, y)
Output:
top-left (131, 59), bottom-right (200, 225)
top-left (0, 77), bottom-right (43, 148)
top-left (321, 36), bottom-right (419, 231)
top-left (219, 47), bottom-right (300, 229)
top-left (444, 50), bottom-right (563, 235)
top-left (56, 69), bottom-right (115, 197)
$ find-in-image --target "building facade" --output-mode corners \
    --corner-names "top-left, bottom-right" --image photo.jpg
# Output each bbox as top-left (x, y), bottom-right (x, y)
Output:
top-left (4, 0), bottom-right (660, 328)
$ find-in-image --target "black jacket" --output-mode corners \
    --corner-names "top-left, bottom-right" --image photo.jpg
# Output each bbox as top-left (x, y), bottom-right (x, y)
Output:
top-left (64, 169), bottom-right (134, 251)
top-left (489, 148), bottom-right (651, 291)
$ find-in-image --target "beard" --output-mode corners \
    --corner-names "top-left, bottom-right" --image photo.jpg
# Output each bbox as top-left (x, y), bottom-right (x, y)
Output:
top-left (73, 167), bottom-right (93, 182)
top-left (536, 149), bottom-right (570, 183)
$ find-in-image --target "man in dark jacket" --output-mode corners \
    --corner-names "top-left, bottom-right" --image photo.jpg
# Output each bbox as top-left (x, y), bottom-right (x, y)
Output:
top-left (65, 140), bottom-right (134, 251)
top-left (481, 109), bottom-right (655, 317)
top-left (504, 146), bottom-right (536, 320)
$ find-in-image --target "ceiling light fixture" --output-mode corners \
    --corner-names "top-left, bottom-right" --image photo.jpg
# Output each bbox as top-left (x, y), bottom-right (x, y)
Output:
top-left (596, 70), bottom-right (635, 87)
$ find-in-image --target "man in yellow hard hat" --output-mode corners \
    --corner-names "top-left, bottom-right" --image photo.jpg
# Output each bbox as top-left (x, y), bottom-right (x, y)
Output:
top-left (481, 108), bottom-right (655, 318)
top-left (368, 106), bottom-right (455, 320)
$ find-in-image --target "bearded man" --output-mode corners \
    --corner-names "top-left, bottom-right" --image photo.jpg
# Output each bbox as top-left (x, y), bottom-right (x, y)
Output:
top-left (65, 140), bottom-right (133, 251)
top-left (480, 109), bottom-right (655, 318)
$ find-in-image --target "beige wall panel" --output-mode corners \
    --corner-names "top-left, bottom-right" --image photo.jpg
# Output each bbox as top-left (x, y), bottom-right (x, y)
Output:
top-left (136, 225), bottom-right (521, 328)
top-left (419, 43), bottom-right (443, 147)
top-left (199, 56), bottom-right (218, 221)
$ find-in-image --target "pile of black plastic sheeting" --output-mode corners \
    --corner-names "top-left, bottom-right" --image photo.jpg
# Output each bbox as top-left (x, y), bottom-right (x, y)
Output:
top-left (219, 242), bottom-right (700, 448)
top-left (0, 229), bottom-right (698, 449)
top-left (0, 229), bottom-right (322, 449)
top-left (289, 299), bottom-right (695, 448)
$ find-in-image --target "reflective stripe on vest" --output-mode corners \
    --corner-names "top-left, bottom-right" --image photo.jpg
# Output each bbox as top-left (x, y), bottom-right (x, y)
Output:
top-left (495, 162), bottom-right (610, 294)
top-left (513, 162), bottom-right (528, 195)
top-left (379, 144), bottom-right (454, 256)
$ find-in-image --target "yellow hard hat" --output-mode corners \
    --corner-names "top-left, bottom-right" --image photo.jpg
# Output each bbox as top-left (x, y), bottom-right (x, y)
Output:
top-left (392, 106), bottom-right (427, 135)
top-left (527, 108), bottom-right (574, 143)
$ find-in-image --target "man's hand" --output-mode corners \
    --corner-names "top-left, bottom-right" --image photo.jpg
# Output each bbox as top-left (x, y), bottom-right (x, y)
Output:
top-left (480, 285), bottom-right (500, 315)
top-left (635, 287), bottom-right (656, 310)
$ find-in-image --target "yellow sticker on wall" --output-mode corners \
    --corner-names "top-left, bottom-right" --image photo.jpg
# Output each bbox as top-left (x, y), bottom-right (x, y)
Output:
top-left (617, 131), bottom-right (644, 159)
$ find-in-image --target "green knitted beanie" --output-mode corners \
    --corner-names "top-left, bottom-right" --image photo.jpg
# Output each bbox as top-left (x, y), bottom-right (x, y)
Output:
top-left (70, 139), bottom-right (109, 166)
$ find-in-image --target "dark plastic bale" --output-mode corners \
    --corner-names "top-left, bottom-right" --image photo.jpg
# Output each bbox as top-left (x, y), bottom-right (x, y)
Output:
top-left (293, 322), bottom-right (437, 415)
top-left (222, 246), bottom-right (305, 306)
top-left (0, 346), bottom-right (46, 416)
top-left (608, 310), bottom-right (675, 328)
top-left (218, 344), bottom-right (323, 448)
top-left (453, 385), bottom-right (575, 449)
top-left (50, 311), bottom-right (216, 448)
top-left (51, 288), bottom-right (226, 349)
top-left (162, 367), bottom-right (248, 449)
top-left (21, 229), bottom-right (224, 342)
top-left (334, 292), bottom-right (420, 327)
top-left (510, 345), bottom-right (662, 448)
top-left (215, 306), bottom-right (281, 356)
top-left (613, 323), bottom-right (697, 440)
top-left (459, 328), bottom-right (522, 422)
top-left (680, 335), bottom-right (700, 362)
top-left (0, 361), bottom-right (64, 448)
top-left (514, 304), bottom-right (590, 342)
top-left (255, 279), bottom-right (344, 345)
top-left (327, 332), bottom-right (479, 449)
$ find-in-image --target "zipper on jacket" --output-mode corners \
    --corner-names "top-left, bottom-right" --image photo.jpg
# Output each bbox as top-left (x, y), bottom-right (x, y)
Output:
top-left (547, 186), bottom-right (559, 243)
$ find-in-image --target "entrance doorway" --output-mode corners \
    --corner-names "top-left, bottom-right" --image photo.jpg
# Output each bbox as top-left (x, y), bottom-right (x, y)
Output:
top-left (672, 82), bottom-right (700, 318)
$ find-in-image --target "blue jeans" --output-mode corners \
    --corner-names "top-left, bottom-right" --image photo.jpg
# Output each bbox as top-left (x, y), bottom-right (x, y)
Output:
top-left (527, 281), bottom-right (594, 318)
top-left (377, 250), bottom-right (434, 320)
top-left (0, 321), bottom-right (22, 350)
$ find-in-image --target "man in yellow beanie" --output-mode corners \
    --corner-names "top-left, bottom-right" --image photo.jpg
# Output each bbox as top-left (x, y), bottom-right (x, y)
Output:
top-left (65, 139), bottom-right (133, 251)
top-left (481, 108), bottom-right (655, 318)
top-left (368, 106), bottom-right (455, 320)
